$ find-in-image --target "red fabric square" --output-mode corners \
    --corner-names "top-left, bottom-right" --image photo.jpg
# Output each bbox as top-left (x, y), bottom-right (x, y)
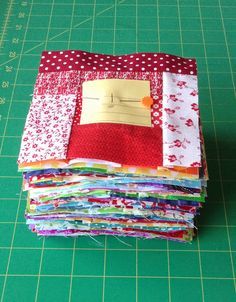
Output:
top-left (67, 123), bottom-right (162, 168)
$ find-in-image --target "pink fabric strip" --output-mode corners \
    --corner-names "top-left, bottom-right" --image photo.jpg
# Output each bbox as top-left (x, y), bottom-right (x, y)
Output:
top-left (34, 70), bottom-right (80, 95)
top-left (38, 50), bottom-right (197, 75)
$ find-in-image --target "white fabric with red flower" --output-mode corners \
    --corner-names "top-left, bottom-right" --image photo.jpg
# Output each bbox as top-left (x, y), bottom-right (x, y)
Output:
top-left (162, 72), bottom-right (201, 167)
top-left (18, 94), bottom-right (77, 163)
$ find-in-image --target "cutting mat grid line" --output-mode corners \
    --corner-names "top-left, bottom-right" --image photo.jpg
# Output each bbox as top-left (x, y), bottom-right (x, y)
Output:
top-left (0, 0), bottom-right (235, 302)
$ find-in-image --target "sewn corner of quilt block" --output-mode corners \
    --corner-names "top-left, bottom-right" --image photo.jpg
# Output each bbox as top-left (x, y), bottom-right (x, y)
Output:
top-left (19, 50), bottom-right (201, 170)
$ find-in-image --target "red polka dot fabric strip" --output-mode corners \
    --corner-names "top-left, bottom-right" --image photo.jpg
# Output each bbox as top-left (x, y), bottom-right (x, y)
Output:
top-left (39, 50), bottom-right (197, 75)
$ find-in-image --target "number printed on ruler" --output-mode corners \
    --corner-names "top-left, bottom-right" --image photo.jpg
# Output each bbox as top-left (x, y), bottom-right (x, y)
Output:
top-left (0, 0), bottom-right (29, 122)
top-left (0, 0), bottom-right (29, 172)
top-left (0, 97), bottom-right (6, 105)
top-left (18, 12), bottom-right (25, 18)
top-left (1, 81), bottom-right (9, 88)
top-left (5, 66), bottom-right (13, 72)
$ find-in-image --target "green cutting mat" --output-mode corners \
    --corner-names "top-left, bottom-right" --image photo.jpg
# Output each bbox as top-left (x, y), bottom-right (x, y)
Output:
top-left (0, 0), bottom-right (235, 301)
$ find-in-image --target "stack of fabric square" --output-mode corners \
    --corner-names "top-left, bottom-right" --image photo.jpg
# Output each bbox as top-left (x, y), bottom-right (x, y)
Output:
top-left (18, 50), bottom-right (208, 243)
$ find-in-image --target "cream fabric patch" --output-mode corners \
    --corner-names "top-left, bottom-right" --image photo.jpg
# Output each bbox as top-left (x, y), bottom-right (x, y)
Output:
top-left (80, 79), bottom-right (151, 127)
